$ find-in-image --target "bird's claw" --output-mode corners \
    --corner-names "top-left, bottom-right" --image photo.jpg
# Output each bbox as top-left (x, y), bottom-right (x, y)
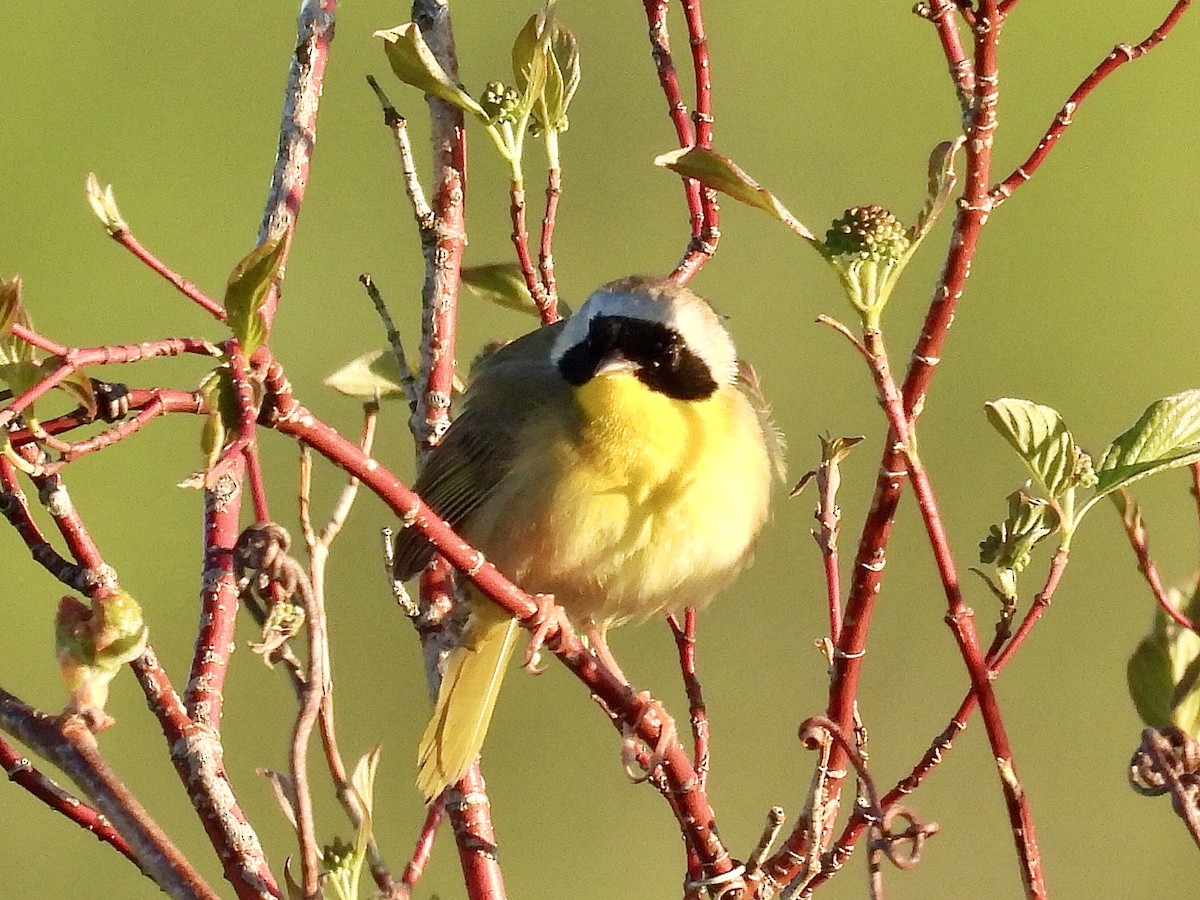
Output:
top-left (620, 691), bottom-right (677, 782)
top-left (521, 593), bottom-right (573, 674)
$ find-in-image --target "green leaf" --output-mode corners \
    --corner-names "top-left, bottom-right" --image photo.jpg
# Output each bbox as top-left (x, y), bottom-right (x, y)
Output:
top-left (324, 349), bottom-right (412, 399)
top-left (910, 137), bottom-right (963, 245)
top-left (462, 263), bottom-right (539, 316)
top-left (0, 275), bottom-right (34, 368)
top-left (1095, 390), bottom-right (1200, 495)
top-left (511, 13), bottom-right (550, 124)
top-left (984, 399), bottom-right (1092, 499)
top-left (0, 274), bottom-right (21, 338)
top-left (516, 4), bottom-right (579, 133)
top-left (224, 232), bottom-right (286, 357)
top-left (375, 23), bottom-right (487, 119)
top-left (197, 366), bottom-right (238, 470)
top-left (1128, 590), bottom-right (1200, 738)
top-left (0, 277), bottom-right (41, 401)
top-left (654, 147), bottom-right (816, 241)
top-left (978, 490), bottom-right (1058, 575)
top-left (349, 745), bottom-right (383, 874)
top-left (0, 278), bottom-right (95, 417)
top-left (549, 18), bottom-right (580, 124)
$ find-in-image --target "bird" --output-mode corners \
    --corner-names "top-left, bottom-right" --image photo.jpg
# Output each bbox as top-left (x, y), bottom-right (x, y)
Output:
top-left (392, 275), bottom-right (783, 801)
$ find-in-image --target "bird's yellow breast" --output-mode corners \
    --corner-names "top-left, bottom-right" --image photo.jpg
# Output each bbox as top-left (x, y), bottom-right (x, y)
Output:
top-left (475, 372), bottom-right (772, 627)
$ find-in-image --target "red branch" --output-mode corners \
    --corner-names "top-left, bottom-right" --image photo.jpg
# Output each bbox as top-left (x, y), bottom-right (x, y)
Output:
top-left (818, 547), bottom-right (1071, 887)
top-left (0, 691), bottom-right (219, 898)
top-left (446, 766), bottom-right (507, 900)
top-left (510, 183), bottom-right (557, 324)
top-left (256, 0), bottom-right (338, 331)
top-left (407, 3), bottom-right (503, 896)
top-left (642, 1), bottom-right (720, 283)
top-left (919, 0), bottom-right (975, 104)
top-left (2, 450), bottom-right (279, 898)
top-left (678, 0), bottom-right (721, 284)
top-left (132, 645), bottom-right (282, 900)
top-left (10, 322), bottom-right (69, 356)
top-left (753, 5), bottom-right (1008, 893)
top-left (34, 390), bottom-right (204, 474)
top-left (538, 169), bottom-right (562, 308)
top-left (109, 231), bottom-right (227, 321)
top-left (1117, 496), bottom-right (1198, 632)
top-left (0, 732), bottom-right (140, 869)
top-left (183, 455), bottom-right (246, 731)
top-left (991, 0), bottom-right (1192, 205)
top-left (6, 388), bottom-right (199, 445)
top-left (668, 608), bottom-right (710, 789)
top-left (0, 337), bottom-right (220, 431)
top-left (862, 329), bottom-right (1043, 896)
top-left (0, 458), bottom-right (94, 592)
top-left (398, 796), bottom-right (444, 897)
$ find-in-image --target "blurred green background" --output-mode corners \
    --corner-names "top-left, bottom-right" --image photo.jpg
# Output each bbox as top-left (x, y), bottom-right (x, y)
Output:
top-left (2, 2), bottom-right (1198, 898)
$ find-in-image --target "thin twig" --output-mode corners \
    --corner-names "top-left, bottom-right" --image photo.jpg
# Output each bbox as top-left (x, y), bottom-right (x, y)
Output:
top-left (667, 608), bottom-right (710, 788)
top-left (256, 0), bottom-right (338, 330)
top-left (41, 390), bottom-right (205, 473)
top-left (300, 405), bottom-right (400, 896)
top-left (538, 167), bottom-right (562, 307)
top-left (677, 0), bottom-right (721, 284)
top-left (641, 1), bottom-right (714, 283)
top-left (0, 458), bottom-right (96, 593)
top-left (816, 545), bottom-right (1071, 889)
top-left (410, 0), bottom-right (466, 458)
top-left (396, 797), bottom-right (445, 898)
top-left (862, 327), bottom-right (1044, 897)
top-left (1115, 492), bottom-right (1197, 631)
top-left (104, 232), bottom-right (228, 321)
top-left (366, 75), bottom-right (435, 230)
top-left (509, 179), bottom-right (557, 323)
top-left (917, 0), bottom-right (975, 109)
top-left (360, 274), bottom-right (420, 415)
top-left (0, 337), bottom-right (221, 432)
top-left (0, 691), bottom-right (220, 899)
top-left (0, 732), bottom-right (141, 870)
top-left (991, 0), bottom-right (1192, 206)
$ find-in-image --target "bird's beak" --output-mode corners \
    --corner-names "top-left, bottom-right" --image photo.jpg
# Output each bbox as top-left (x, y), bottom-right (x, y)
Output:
top-left (592, 353), bottom-right (638, 379)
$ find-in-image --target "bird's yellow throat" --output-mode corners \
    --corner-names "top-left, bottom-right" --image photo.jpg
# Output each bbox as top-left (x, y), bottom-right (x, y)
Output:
top-left (572, 371), bottom-right (730, 484)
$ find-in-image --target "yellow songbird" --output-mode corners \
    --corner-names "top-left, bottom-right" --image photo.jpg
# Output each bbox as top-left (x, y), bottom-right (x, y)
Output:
top-left (393, 275), bottom-right (782, 801)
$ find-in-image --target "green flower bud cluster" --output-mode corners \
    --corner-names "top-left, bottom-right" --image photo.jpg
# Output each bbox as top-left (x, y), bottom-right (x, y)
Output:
top-left (824, 205), bottom-right (912, 264)
top-left (321, 836), bottom-right (355, 872)
top-left (480, 81), bottom-right (522, 125)
top-left (978, 490), bottom-right (1058, 601)
top-left (820, 205), bottom-right (917, 328)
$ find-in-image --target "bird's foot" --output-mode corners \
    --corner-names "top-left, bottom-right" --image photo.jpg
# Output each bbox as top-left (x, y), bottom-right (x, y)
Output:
top-left (620, 691), bottom-right (678, 782)
top-left (521, 593), bottom-right (574, 674)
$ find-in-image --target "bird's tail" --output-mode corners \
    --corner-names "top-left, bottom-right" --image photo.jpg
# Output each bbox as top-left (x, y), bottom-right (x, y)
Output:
top-left (416, 606), bottom-right (520, 801)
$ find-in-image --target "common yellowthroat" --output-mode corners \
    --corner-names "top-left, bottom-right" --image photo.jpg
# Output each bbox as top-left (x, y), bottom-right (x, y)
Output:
top-left (393, 275), bottom-right (781, 800)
